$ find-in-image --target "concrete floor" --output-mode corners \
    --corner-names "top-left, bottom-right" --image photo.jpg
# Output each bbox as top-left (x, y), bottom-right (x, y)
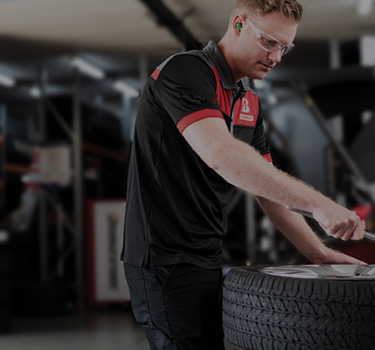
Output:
top-left (0, 309), bottom-right (237, 350)
top-left (0, 309), bottom-right (148, 350)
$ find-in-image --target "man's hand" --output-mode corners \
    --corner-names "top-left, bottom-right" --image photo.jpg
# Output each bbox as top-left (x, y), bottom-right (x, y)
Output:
top-left (256, 197), bottom-right (368, 266)
top-left (309, 247), bottom-right (367, 265)
top-left (313, 203), bottom-right (364, 241)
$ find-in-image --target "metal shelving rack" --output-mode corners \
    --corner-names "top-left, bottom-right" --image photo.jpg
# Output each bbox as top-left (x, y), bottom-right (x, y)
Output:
top-left (35, 67), bottom-right (85, 309)
top-left (33, 64), bottom-right (138, 311)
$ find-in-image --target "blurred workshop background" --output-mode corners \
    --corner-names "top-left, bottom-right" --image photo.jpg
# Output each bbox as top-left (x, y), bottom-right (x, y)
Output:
top-left (0, 0), bottom-right (374, 349)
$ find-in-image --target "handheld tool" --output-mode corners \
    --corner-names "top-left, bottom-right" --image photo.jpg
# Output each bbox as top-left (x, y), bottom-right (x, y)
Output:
top-left (288, 207), bottom-right (375, 242)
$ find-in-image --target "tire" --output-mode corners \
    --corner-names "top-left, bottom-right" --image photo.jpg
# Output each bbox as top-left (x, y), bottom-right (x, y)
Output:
top-left (223, 265), bottom-right (375, 350)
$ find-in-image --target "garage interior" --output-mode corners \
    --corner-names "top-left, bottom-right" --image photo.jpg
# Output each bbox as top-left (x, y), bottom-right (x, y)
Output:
top-left (0, 0), bottom-right (374, 349)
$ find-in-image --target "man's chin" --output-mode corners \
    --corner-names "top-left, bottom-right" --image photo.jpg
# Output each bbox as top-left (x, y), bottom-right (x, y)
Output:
top-left (254, 71), bottom-right (268, 80)
top-left (246, 68), bottom-right (270, 80)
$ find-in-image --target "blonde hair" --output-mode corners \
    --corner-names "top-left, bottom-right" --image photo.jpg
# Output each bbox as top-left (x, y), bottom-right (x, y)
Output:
top-left (231, 0), bottom-right (303, 23)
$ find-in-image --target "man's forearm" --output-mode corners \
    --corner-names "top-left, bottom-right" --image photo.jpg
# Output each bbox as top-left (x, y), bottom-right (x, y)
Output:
top-left (255, 196), bottom-right (329, 263)
top-left (214, 140), bottom-right (323, 211)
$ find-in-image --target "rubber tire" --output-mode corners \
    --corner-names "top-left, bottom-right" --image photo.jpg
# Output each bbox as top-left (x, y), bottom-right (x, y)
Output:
top-left (223, 265), bottom-right (375, 350)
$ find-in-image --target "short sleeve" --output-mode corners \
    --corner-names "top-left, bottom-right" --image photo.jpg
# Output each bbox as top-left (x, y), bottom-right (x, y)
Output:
top-left (153, 54), bottom-right (225, 133)
top-left (252, 101), bottom-right (272, 162)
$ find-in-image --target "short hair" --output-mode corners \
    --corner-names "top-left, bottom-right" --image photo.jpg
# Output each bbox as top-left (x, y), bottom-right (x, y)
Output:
top-left (231, 0), bottom-right (303, 23)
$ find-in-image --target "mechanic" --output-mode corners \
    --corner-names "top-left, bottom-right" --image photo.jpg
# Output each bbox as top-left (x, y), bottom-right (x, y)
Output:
top-left (121, 0), bottom-right (366, 349)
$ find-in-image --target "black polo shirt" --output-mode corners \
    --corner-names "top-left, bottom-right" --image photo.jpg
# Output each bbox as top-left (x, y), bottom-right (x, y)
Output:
top-left (121, 41), bottom-right (271, 269)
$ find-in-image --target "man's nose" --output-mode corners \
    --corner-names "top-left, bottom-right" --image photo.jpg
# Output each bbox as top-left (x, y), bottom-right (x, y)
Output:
top-left (268, 49), bottom-right (282, 64)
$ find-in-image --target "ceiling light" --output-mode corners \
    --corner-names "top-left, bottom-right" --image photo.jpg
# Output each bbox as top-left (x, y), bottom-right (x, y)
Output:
top-left (113, 81), bottom-right (139, 98)
top-left (358, 0), bottom-right (373, 16)
top-left (29, 86), bottom-right (41, 98)
top-left (71, 57), bottom-right (104, 79)
top-left (0, 72), bottom-right (15, 87)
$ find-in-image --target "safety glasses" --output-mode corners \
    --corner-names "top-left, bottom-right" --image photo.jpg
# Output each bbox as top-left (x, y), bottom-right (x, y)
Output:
top-left (245, 17), bottom-right (295, 56)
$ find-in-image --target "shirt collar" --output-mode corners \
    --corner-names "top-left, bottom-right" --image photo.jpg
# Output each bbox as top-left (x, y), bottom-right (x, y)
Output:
top-left (203, 41), bottom-right (239, 90)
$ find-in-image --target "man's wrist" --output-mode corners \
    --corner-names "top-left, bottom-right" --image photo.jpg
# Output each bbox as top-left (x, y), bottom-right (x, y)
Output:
top-left (305, 245), bottom-right (332, 264)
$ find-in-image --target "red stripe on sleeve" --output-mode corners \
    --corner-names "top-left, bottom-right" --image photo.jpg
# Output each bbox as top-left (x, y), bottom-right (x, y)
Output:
top-left (177, 109), bottom-right (224, 133)
top-left (262, 153), bottom-right (272, 163)
top-left (151, 68), bottom-right (161, 81)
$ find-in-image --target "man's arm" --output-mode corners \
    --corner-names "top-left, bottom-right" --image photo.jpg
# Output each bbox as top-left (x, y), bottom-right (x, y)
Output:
top-left (182, 117), bottom-right (364, 241)
top-left (255, 196), bottom-right (365, 264)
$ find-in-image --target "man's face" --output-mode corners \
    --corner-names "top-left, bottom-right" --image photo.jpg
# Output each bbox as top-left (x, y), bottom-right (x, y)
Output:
top-left (233, 12), bottom-right (298, 81)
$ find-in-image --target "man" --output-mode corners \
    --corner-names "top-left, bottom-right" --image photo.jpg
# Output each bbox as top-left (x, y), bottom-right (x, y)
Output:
top-left (121, 0), bottom-right (366, 349)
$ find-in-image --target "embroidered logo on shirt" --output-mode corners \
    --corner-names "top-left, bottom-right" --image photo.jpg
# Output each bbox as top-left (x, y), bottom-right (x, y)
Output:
top-left (240, 98), bottom-right (254, 122)
top-left (242, 98), bottom-right (250, 113)
top-left (240, 114), bottom-right (254, 122)
top-left (232, 92), bottom-right (259, 127)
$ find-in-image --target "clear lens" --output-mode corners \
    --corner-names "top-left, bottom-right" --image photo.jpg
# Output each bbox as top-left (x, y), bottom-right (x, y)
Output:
top-left (256, 39), bottom-right (293, 56)
top-left (259, 36), bottom-right (279, 50)
top-left (247, 17), bottom-right (294, 56)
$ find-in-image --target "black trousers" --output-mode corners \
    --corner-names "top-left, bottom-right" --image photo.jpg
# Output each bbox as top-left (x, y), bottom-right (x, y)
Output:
top-left (124, 263), bottom-right (225, 350)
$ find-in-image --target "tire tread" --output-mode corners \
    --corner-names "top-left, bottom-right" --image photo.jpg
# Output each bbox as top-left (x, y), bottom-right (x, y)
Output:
top-left (223, 266), bottom-right (375, 350)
